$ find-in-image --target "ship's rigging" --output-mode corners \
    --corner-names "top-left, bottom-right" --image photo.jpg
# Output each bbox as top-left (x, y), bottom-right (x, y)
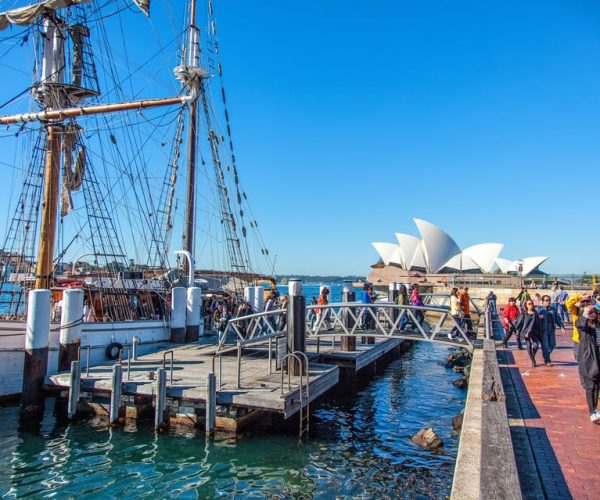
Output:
top-left (0, 0), bottom-right (275, 317)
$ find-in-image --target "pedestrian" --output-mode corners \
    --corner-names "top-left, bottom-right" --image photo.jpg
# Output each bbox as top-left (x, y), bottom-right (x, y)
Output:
top-left (557, 286), bottom-right (570, 323)
top-left (529, 280), bottom-right (537, 289)
top-left (486, 290), bottom-right (497, 314)
top-left (502, 297), bottom-right (523, 349)
top-left (264, 293), bottom-right (278, 331)
top-left (278, 295), bottom-right (288, 331)
top-left (575, 305), bottom-right (600, 423)
top-left (397, 283), bottom-right (409, 331)
top-left (538, 294), bottom-right (565, 366)
top-left (566, 291), bottom-right (593, 361)
top-left (517, 287), bottom-right (531, 310)
top-left (317, 287), bottom-right (332, 331)
top-left (448, 287), bottom-right (464, 340)
top-left (361, 284), bottom-right (374, 330)
top-left (550, 285), bottom-right (560, 313)
top-left (459, 286), bottom-right (473, 335)
top-left (308, 296), bottom-right (318, 328)
top-left (411, 283), bottom-right (425, 326)
top-left (216, 303), bottom-right (232, 338)
top-left (533, 293), bottom-right (542, 307)
top-left (521, 299), bottom-right (543, 367)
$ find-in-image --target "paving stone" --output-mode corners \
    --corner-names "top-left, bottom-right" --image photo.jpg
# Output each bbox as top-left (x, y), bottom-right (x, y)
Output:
top-left (503, 324), bottom-right (600, 500)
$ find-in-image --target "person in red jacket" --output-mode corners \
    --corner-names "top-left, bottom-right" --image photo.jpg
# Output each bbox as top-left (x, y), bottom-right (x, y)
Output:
top-left (502, 297), bottom-right (523, 349)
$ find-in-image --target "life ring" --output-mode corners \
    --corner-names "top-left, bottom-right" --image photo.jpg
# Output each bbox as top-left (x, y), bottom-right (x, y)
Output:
top-left (106, 342), bottom-right (123, 360)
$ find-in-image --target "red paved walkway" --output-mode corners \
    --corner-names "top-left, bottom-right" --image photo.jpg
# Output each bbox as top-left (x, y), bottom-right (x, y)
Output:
top-left (503, 324), bottom-right (600, 499)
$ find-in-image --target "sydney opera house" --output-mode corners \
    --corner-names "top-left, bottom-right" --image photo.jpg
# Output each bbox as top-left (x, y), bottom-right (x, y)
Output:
top-left (371, 218), bottom-right (548, 277)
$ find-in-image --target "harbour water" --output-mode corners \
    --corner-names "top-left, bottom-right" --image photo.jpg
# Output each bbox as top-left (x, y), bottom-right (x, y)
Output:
top-left (0, 342), bottom-right (465, 498)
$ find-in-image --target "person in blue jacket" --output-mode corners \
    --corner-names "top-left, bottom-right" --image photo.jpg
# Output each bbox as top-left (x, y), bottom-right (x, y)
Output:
top-left (537, 294), bottom-right (565, 366)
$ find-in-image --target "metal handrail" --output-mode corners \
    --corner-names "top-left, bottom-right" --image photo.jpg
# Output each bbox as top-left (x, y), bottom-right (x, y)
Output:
top-left (305, 302), bottom-right (473, 351)
top-left (118, 346), bottom-right (132, 380)
top-left (280, 351), bottom-right (310, 440)
top-left (217, 307), bottom-right (287, 353)
top-left (162, 349), bottom-right (174, 385)
top-left (77, 345), bottom-right (91, 377)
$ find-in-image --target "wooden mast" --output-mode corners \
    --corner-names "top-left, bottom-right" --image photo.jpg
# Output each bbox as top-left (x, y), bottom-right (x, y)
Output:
top-left (182, 0), bottom-right (199, 278)
top-left (35, 125), bottom-right (61, 289)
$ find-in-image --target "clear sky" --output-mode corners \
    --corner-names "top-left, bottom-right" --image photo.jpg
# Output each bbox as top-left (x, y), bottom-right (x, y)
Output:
top-left (1, 0), bottom-right (599, 276)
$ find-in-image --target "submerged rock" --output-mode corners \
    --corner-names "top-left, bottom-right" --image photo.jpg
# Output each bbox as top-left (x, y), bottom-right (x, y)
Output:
top-left (453, 377), bottom-right (468, 389)
top-left (452, 413), bottom-right (464, 432)
top-left (411, 428), bottom-right (443, 450)
top-left (446, 349), bottom-right (472, 368)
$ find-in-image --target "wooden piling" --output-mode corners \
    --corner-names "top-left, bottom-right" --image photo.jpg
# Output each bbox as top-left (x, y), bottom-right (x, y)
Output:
top-left (109, 364), bottom-right (122, 425)
top-left (68, 360), bottom-right (81, 419)
top-left (287, 279), bottom-right (306, 376)
top-left (206, 371), bottom-right (216, 434)
top-left (185, 287), bottom-right (202, 342)
top-left (59, 288), bottom-right (83, 372)
top-left (341, 281), bottom-right (356, 351)
top-left (170, 287), bottom-right (186, 343)
top-left (21, 289), bottom-right (51, 412)
top-left (155, 367), bottom-right (167, 430)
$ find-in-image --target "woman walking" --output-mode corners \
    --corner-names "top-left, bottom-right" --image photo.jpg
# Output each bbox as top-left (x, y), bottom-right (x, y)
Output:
top-left (575, 305), bottom-right (600, 423)
top-left (448, 287), bottom-right (463, 340)
top-left (521, 299), bottom-right (542, 367)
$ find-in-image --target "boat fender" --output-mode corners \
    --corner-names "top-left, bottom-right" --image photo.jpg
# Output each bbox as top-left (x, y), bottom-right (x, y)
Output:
top-left (106, 342), bottom-right (123, 360)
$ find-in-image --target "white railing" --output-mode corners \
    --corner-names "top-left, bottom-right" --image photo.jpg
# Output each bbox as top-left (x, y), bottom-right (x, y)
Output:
top-left (306, 302), bottom-right (473, 350)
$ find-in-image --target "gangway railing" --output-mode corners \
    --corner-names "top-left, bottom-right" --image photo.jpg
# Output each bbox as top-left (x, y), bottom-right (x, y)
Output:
top-left (305, 302), bottom-right (474, 351)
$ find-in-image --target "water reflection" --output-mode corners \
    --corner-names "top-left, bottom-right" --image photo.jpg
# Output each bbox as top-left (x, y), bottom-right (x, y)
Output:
top-left (0, 343), bottom-right (465, 498)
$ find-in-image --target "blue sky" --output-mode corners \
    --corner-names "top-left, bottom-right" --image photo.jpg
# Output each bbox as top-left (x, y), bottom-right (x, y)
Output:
top-left (1, 0), bottom-right (599, 276)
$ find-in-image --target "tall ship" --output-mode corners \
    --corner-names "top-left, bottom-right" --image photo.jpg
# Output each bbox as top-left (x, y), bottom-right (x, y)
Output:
top-left (0, 0), bottom-right (274, 396)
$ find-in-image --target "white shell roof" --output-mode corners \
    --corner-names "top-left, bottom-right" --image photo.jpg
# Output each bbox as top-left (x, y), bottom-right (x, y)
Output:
top-left (414, 218), bottom-right (461, 273)
top-left (395, 233), bottom-right (422, 269)
top-left (372, 220), bottom-right (548, 274)
top-left (371, 242), bottom-right (402, 266)
top-left (462, 243), bottom-right (504, 273)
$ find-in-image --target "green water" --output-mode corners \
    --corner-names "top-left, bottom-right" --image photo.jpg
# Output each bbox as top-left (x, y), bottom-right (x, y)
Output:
top-left (0, 343), bottom-right (466, 498)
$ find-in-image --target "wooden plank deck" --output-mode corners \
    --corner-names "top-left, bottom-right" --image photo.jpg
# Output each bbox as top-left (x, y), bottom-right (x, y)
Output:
top-left (47, 341), bottom-right (339, 418)
top-left (312, 337), bottom-right (403, 370)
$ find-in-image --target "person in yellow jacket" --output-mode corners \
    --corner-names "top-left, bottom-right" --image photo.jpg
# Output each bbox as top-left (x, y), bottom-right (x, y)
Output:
top-left (566, 290), bottom-right (593, 360)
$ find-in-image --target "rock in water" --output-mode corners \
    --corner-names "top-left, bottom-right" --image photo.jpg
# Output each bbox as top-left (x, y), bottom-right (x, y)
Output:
top-left (453, 377), bottom-right (468, 389)
top-left (452, 413), bottom-right (464, 432)
top-left (411, 428), bottom-right (443, 450)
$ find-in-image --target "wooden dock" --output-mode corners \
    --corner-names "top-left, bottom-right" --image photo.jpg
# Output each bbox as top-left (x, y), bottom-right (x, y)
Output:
top-left (45, 334), bottom-right (411, 431)
top-left (314, 338), bottom-right (404, 370)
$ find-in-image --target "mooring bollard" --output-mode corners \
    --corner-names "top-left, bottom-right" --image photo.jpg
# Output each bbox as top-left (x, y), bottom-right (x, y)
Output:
top-left (132, 335), bottom-right (139, 360)
top-left (59, 288), bottom-right (84, 372)
top-left (185, 287), bottom-right (202, 342)
top-left (21, 289), bottom-right (51, 412)
top-left (341, 280), bottom-right (356, 351)
top-left (155, 367), bottom-right (167, 430)
top-left (68, 360), bottom-right (81, 419)
top-left (109, 363), bottom-right (122, 425)
top-left (206, 371), bottom-right (216, 434)
top-left (253, 285), bottom-right (264, 313)
top-left (287, 279), bottom-right (306, 376)
top-left (170, 287), bottom-right (186, 343)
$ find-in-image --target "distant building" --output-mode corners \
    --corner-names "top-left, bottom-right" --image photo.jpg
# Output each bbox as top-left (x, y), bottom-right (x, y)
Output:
top-left (371, 218), bottom-right (548, 276)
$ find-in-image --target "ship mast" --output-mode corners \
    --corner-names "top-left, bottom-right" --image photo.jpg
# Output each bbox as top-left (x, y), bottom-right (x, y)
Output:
top-left (34, 17), bottom-right (65, 290)
top-left (182, 0), bottom-right (200, 278)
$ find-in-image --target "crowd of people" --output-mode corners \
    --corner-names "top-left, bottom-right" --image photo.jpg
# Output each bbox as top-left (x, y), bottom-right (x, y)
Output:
top-left (498, 284), bottom-right (600, 424)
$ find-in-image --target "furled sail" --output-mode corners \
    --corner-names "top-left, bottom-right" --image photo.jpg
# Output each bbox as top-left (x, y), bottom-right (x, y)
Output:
top-left (60, 124), bottom-right (86, 217)
top-left (0, 0), bottom-right (150, 32)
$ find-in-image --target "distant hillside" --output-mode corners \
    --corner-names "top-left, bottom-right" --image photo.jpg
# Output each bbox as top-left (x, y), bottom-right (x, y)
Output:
top-left (276, 275), bottom-right (366, 284)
